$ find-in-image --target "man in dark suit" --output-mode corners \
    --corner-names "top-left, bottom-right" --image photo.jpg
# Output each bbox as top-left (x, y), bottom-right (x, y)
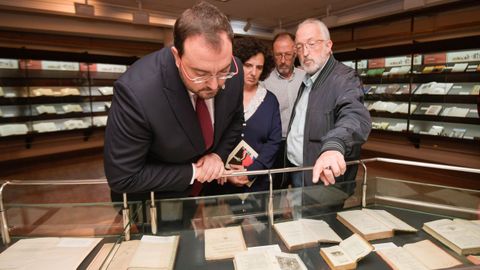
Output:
top-left (104, 2), bottom-right (244, 199)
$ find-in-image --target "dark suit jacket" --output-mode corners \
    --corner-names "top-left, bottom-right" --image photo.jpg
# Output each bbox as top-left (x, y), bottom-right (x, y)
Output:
top-left (104, 47), bottom-right (244, 197)
top-left (287, 55), bottom-right (371, 188)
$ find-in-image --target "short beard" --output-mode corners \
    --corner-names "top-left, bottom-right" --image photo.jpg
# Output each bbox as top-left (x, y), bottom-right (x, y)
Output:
top-left (301, 59), bottom-right (321, 75)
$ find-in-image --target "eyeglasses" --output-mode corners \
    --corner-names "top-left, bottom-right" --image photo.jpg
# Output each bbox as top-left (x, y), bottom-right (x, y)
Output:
top-left (179, 56), bottom-right (239, 84)
top-left (295, 39), bottom-right (325, 53)
top-left (274, 52), bottom-right (295, 60)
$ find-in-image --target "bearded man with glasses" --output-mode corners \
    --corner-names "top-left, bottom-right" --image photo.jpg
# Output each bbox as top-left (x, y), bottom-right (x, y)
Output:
top-left (262, 32), bottom-right (306, 189)
top-left (104, 1), bottom-right (244, 199)
top-left (285, 19), bottom-right (371, 193)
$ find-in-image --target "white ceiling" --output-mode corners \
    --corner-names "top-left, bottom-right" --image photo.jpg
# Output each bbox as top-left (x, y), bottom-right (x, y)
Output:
top-left (0, 0), bottom-right (461, 39)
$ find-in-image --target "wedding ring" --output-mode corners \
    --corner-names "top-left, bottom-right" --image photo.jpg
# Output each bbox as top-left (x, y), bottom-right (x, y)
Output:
top-left (324, 166), bottom-right (332, 170)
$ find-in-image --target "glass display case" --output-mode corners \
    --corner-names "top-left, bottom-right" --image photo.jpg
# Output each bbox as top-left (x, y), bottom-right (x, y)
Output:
top-left (0, 158), bottom-right (478, 269)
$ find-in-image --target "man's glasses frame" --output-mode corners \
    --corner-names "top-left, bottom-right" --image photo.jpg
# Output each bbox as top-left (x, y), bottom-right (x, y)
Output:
top-left (274, 52), bottom-right (295, 61)
top-left (179, 56), bottom-right (239, 84)
top-left (295, 39), bottom-right (326, 53)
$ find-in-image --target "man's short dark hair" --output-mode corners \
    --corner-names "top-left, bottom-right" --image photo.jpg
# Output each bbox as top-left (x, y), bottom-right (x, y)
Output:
top-left (234, 37), bottom-right (274, 81)
top-left (173, 1), bottom-right (234, 56)
top-left (272, 32), bottom-right (295, 45)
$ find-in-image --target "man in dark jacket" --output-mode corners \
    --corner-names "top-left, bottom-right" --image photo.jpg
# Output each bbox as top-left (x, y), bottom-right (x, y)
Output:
top-left (104, 2), bottom-right (244, 199)
top-left (286, 18), bottom-right (371, 188)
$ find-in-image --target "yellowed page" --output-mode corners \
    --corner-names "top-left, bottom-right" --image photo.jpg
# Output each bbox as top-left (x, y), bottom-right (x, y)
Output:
top-left (127, 235), bottom-right (179, 270)
top-left (204, 226), bottom-right (247, 260)
top-left (338, 210), bottom-right (391, 236)
top-left (300, 219), bottom-right (342, 243)
top-left (106, 240), bottom-right (140, 270)
top-left (0, 237), bottom-right (102, 270)
top-left (425, 219), bottom-right (480, 250)
top-left (339, 234), bottom-right (373, 261)
top-left (87, 243), bottom-right (114, 270)
top-left (377, 247), bottom-right (429, 270)
top-left (404, 240), bottom-right (461, 269)
top-left (273, 220), bottom-right (317, 249)
top-left (362, 209), bottom-right (416, 232)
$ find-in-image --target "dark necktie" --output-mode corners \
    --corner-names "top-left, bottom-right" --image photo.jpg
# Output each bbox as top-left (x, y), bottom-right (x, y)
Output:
top-left (191, 97), bottom-right (213, 196)
top-left (196, 97), bottom-right (213, 149)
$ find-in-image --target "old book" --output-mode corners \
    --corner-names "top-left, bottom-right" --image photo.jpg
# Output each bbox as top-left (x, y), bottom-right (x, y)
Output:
top-left (63, 104), bottom-right (83, 113)
top-left (423, 218), bottom-right (480, 255)
top-left (64, 119), bottom-right (87, 130)
top-left (0, 237), bottom-right (102, 270)
top-left (320, 233), bottom-right (373, 270)
top-left (337, 209), bottom-right (416, 241)
top-left (204, 226), bottom-right (247, 260)
top-left (33, 122), bottom-right (58, 133)
top-left (128, 235), bottom-right (179, 270)
top-left (32, 87), bottom-right (54, 96)
top-left (60, 87), bottom-right (81, 96)
top-left (273, 218), bottom-right (341, 251)
top-left (98, 86), bottom-right (114, 95)
top-left (226, 140), bottom-right (258, 187)
top-left (0, 123), bottom-right (29, 136)
top-left (87, 243), bottom-right (114, 270)
top-left (234, 249), bottom-right (307, 270)
top-left (377, 239), bottom-right (461, 270)
top-left (36, 105), bottom-right (57, 114)
top-left (106, 240), bottom-right (140, 270)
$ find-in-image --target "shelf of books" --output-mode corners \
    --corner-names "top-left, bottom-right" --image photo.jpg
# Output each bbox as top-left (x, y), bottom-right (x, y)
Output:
top-left (346, 48), bottom-right (480, 142)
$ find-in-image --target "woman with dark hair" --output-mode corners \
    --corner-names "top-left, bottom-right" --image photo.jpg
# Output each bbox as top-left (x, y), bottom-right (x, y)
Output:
top-left (221, 37), bottom-right (282, 192)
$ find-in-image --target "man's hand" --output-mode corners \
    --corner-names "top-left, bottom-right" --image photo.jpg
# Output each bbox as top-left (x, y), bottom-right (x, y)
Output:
top-left (312, 150), bottom-right (346, 186)
top-left (219, 164), bottom-right (249, 187)
top-left (195, 153), bottom-right (225, 182)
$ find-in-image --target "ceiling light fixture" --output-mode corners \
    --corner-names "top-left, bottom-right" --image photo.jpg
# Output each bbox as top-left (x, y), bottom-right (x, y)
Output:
top-left (74, 0), bottom-right (94, 16)
top-left (132, 0), bottom-right (150, 25)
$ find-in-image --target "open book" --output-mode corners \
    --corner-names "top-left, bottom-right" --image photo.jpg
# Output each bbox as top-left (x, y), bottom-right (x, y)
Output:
top-left (423, 218), bottom-right (480, 255)
top-left (273, 218), bottom-right (342, 251)
top-left (204, 226), bottom-right (247, 260)
top-left (337, 209), bottom-right (417, 240)
top-left (0, 237), bottom-right (102, 270)
top-left (234, 249), bottom-right (307, 270)
top-left (226, 140), bottom-right (258, 187)
top-left (128, 235), bottom-right (180, 270)
top-left (320, 233), bottom-right (373, 270)
top-left (376, 240), bottom-right (461, 270)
